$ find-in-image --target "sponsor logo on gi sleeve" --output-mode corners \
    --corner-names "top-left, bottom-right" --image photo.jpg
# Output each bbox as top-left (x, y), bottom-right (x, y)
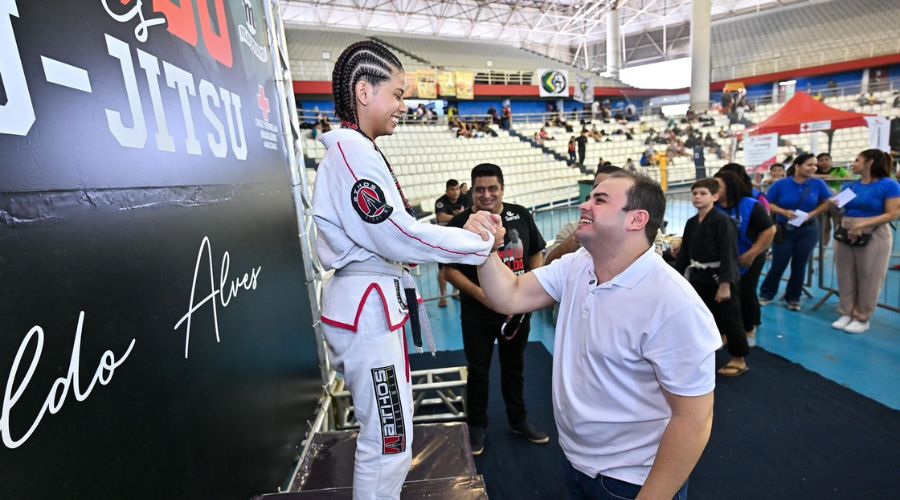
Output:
top-left (351, 179), bottom-right (394, 224)
top-left (371, 365), bottom-right (406, 454)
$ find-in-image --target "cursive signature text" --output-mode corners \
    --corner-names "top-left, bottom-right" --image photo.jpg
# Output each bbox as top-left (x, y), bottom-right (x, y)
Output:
top-left (1, 311), bottom-right (136, 449)
top-left (173, 236), bottom-right (262, 358)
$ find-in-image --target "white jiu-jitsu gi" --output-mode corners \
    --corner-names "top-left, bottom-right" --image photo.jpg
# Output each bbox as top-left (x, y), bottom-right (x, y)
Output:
top-left (312, 127), bottom-right (492, 500)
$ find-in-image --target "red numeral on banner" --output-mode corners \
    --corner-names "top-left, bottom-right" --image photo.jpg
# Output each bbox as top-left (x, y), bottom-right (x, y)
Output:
top-left (153, 0), bottom-right (198, 46)
top-left (153, 0), bottom-right (232, 68)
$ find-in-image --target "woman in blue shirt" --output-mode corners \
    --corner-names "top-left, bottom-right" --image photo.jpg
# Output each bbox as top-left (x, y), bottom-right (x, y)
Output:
top-left (830, 149), bottom-right (900, 334)
top-left (759, 154), bottom-right (833, 310)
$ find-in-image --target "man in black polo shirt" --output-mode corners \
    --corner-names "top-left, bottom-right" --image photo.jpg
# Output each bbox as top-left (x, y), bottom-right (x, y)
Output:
top-left (446, 164), bottom-right (548, 456)
top-left (435, 179), bottom-right (470, 307)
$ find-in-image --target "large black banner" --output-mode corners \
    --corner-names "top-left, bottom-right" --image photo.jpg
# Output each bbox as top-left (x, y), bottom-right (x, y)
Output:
top-left (0, 1), bottom-right (320, 498)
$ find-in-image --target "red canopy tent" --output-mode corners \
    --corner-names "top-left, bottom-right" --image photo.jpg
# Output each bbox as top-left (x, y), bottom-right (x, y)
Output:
top-left (740, 91), bottom-right (873, 140)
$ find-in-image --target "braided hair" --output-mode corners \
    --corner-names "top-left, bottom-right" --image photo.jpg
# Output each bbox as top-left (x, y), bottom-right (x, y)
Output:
top-left (332, 41), bottom-right (404, 125)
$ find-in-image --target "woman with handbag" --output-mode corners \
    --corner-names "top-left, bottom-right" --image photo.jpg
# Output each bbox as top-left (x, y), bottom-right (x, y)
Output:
top-left (758, 154), bottom-right (833, 310)
top-left (830, 149), bottom-right (900, 334)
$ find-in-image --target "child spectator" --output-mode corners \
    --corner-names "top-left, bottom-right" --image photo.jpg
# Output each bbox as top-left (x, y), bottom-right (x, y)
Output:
top-left (673, 179), bottom-right (749, 376)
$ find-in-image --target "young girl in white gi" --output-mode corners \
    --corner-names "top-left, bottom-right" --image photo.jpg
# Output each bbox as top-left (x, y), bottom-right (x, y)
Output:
top-left (311, 41), bottom-right (496, 500)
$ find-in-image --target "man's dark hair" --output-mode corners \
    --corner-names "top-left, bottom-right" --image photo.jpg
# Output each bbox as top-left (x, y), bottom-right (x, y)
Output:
top-left (597, 165), bottom-right (623, 176)
top-left (692, 178), bottom-right (720, 194)
top-left (816, 152), bottom-right (832, 160)
top-left (770, 163), bottom-right (785, 171)
top-left (471, 163), bottom-right (504, 186)
top-left (608, 171), bottom-right (666, 245)
top-left (331, 41), bottom-right (403, 126)
top-left (446, 179), bottom-right (459, 189)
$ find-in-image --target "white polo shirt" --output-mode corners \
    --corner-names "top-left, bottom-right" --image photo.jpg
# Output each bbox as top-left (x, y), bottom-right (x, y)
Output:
top-left (533, 246), bottom-right (721, 486)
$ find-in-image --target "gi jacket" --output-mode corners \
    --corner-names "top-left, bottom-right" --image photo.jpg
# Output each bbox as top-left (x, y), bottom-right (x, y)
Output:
top-left (312, 128), bottom-right (493, 330)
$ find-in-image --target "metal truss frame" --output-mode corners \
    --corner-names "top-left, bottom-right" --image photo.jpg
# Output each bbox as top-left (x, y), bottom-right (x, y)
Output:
top-left (330, 366), bottom-right (469, 430)
top-left (278, 0), bottom-right (807, 71)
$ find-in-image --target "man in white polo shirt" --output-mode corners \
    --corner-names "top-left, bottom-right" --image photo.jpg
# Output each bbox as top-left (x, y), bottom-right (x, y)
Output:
top-left (464, 171), bottom-right (721, 499)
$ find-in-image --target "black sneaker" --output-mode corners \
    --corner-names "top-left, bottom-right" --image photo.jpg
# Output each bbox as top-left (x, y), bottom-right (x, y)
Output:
top-left (469, 425), bottom-right (485, 456)
top-left (509, 421), bottom-right (550, 444)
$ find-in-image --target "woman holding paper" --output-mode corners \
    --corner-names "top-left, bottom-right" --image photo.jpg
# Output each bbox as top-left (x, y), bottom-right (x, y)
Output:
top-left (830, 149), bottom-right (900, 334)
top-left (759, 154), bottom-right (833, 311)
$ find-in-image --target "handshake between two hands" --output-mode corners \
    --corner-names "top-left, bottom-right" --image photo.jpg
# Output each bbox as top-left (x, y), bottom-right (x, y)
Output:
top-left (463, 211), bottom-right (506, 251)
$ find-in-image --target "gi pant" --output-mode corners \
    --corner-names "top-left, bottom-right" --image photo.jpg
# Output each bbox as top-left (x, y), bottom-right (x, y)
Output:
top-left (323, 290), bottom-right (413, 500)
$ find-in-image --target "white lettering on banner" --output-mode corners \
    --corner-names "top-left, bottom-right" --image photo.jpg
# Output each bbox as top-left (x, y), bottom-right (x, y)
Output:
top-left (105, 34), bottom-right (149, 148)
top-left (0, 0), bottom-right (35, 136)
top-left (163, 61), bottom-right (203, 155)
top-left (100, 0), bottom-right (166, 43)
top-left (103, 34), bottom-right (248, 160)
top-left (173, 237), bottom-right (262, 359)
top-left (200, 80), bottom-right (228, 158)
top-left (137, 50), bottom-right (176, 152)
top-left (0, 311), bottom-right (137, 449)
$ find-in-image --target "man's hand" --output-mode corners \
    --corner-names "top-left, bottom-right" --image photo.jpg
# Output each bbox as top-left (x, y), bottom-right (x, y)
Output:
top-left (464, 211), bottom-right (503, 242)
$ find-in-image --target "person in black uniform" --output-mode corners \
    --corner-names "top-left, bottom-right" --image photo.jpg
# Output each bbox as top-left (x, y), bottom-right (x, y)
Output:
top-left (435, 179), bottom-right (471, 306)
top-left (674, 178), bottom-right (750, 377)
top-left (445, 163), bottom-right (548, 456)
top-left (576, 129), bottom-right (588, 166)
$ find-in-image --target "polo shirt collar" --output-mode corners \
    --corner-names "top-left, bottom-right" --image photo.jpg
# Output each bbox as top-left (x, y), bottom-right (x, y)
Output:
top-left (595, 246), bottom-right (656, 289)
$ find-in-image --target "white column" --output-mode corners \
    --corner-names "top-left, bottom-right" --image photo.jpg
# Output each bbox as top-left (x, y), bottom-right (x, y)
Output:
top-left (606, 7), bottom-right (622, 79)
top-left (690, 0), bottom-right (712, 112)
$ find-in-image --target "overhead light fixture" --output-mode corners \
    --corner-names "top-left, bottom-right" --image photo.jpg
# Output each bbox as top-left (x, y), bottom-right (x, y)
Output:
top-left (322, 51), bottom-right (331, 60)
top-left (486, 60), bottom-right (493, 67)
top-left (778, 80), bottom-right (796, 86)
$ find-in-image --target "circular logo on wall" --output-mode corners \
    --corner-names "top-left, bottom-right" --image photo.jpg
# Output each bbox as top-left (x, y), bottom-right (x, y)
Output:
top-left (351, 179), bottom-right (394, 224)
top-left (540, 70), bottom-right (568, 95)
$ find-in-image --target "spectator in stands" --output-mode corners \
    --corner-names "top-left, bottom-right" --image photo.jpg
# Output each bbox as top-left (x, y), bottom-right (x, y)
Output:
top-left (893, 94), bottom-right (900, 109)
top-left (567, 137), bottom-right (577, 165)
top-left (830, 149), bottom-right (900, 334)
top-left (762, 163), bottom-right (786, 191)
top-left (576, 129), bottom-right (588, 166)
top-left (624, 158), bottom-right (637, 172)
top-left (640, 150), bottom-right (653, 167)
top-left (759, 154), bottom-right (833, 310)
top-left (714, 170), bottom-right (776, 348)
top-left (674, 178), bottom-right (749, 377)
top-left (625, 106), bottom-right (640, 122)
top-left (827, 80), bottom-right (838, 97)
top-left (487, 106), bottom-right (498, 124)
top-left (445, 163), bottom-right (548, 456)
top-left (435, 179), bottom-right (471, 307)
top-left (538, 127), bottom-right (554, 142)
top-left (501, 104), bottom-right (512, 130)
top-left (470, 171), bottom-right (719, 500)
top-left (460, 182), bottom-right (472, 206)
top-left (545, 166), bottom-right (624, 265)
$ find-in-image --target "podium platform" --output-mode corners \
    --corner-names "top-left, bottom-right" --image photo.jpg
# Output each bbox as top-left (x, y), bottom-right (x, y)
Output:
top-left (255, 423), bottom-right (487, 499)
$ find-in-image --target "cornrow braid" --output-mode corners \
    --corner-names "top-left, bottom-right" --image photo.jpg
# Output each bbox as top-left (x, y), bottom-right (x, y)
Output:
top-left (332, 41), bottom-right (403, 125)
